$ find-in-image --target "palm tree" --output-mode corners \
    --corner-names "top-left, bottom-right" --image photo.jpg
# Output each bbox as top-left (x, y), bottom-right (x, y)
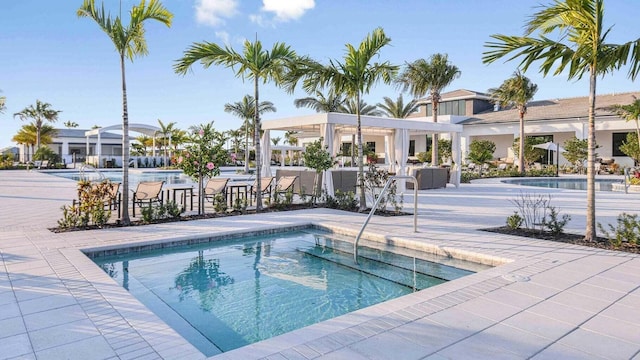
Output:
top-left (377, 94), bottom-right (419, 118)
top-left (482, 0), bottom-right (640, 241)
top-left (284, 130), bottom-right (298, 146)
top-left (13, 100), bottom-right (61, 151)
top-left (397, 53), bottom-right (461, 166)
top-left (226, 129), bottom-right (243, 158)
top-left (294, 90), bottom-right (346, 113)
top-left (286, 27), bottom-right (398, 211)
top-left (488, 70), bottom-right (538, 175)
top-left (170, 129), bottom-right (189, 154)
top-left (605, 96), bottom-right (640, 155)
top-left (175, 40), bottom-right (297, 211)
top-left (78, 0), bottom-right (173, 225)
top-left (156, 119), bottom-right (176, 167)
top-left (64, 121), bottom-right (79, 128)
top-left (224, 95), bottom-right (276, 174)
top-left (0, 91), bottom-right (6, 114)
top-left (339, 99), bottom-right (383, 116)
top-left (12, 124), bottom-right (57, 162)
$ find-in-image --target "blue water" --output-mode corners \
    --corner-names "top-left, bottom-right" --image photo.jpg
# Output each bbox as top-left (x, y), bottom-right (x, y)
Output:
top-left (502, 178), bottom-right (621, 191)
top-left (92, 229), bottom-right (489, 356)
top-left (49, 170), bottom-right (192, 186)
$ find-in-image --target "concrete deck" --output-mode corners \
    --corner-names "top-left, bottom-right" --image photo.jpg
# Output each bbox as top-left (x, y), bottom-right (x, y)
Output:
top-left (1, 170), bottom-right (639, 359)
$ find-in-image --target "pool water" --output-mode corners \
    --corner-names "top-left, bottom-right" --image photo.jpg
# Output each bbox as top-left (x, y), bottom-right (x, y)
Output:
top-left (92, 229), bottom-right (490, 356)
top-left (502, 178), bottom-right (621, 191)
top-left (49, 170), bottom-right (191, 186)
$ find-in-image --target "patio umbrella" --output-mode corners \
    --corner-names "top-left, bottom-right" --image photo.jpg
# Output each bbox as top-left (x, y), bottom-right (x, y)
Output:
top-left (533, 141), bottom-right (565, 176)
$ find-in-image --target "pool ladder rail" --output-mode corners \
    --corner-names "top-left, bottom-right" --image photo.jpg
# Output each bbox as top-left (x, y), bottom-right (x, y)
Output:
top-left (354, 175), bottom-right (418, 264)
top-left (79, 163), bottom-right (106, 181)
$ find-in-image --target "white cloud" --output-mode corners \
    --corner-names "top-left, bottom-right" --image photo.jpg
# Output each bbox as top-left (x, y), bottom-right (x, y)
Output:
top-left (215, 31), bottom-right (230, 45)
top-left (259, 0), bottom-right (315, 22)
top-left (195, 0), bottom-right (238, 27)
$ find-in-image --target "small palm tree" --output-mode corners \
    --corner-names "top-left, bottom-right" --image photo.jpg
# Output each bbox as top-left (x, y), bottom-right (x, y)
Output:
top-left (12, 124), bottom-right (57, 162)
top-left (224, 95), bottom-right (276, 174)
top-left (604, 96), bottom-right (640, 155)
top-left (339, 99), bottom-right (383, 116)
top-left (377, 94), bottom-right (419, 118)
top-left (284, 130), bottom-right (298, 146)
top-left (175, 39), bottom-right (298, 211)
top-left (78, 0), bottom-right (173, 225)
top-left (294, 90), bottom-right (346, 113)
top-left (482, 0), bottom-right (640, 241)
top-left (64, 121), bottom-right (79, 128)
top-left (0, 91), bottom-right (6, 114)
top-left (397, 53), bottom-right (461, 166)
top-left (226, 129), bottom-right (243, 159)
top-left (13, 100), bottom-right (61, 151)
top-left (488, 70), bottom-right (538, 174)
top-left (285, 27), bottom-right (398, 211)
top-left (157, 119), bottom-right (176, 167)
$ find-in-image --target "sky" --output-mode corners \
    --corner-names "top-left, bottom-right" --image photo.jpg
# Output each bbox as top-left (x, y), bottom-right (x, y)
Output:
top-left (1, 0), bottom-right (639, 149)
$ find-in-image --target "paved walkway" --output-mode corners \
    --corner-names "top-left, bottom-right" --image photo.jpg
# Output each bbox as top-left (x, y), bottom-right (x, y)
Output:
top-left (1, 170), bottom-right (639, 359)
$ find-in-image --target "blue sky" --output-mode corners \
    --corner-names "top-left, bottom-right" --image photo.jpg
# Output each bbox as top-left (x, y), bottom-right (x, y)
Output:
top-left (1, 0), bottom-right (638, 149)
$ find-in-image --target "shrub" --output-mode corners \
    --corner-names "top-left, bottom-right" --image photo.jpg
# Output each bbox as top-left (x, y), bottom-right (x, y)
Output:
top-left (509, 192), bottom-right (570, 234)
top-left (542, 206), bottom-right (571, 235)
top-left (324, 190), bottom-right (358, 211)
top-left (506, 212), bottom-right (523, 229)
top-left (598, 213), bottom-right (640, 247)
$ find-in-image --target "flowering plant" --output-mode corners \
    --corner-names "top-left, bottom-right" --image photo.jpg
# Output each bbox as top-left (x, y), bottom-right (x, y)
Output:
top-left (175, 122), bottom-right (228, 213)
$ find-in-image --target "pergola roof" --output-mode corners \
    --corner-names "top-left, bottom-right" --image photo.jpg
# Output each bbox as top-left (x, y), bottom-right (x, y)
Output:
top-left (262, 112), bottom-right (463, 137)
top-left (84, 123), bottom-right (161, 137)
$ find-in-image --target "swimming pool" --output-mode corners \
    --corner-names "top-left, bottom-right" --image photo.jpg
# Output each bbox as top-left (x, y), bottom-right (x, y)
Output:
top-left (48, 169), bottom-right (192, 186)
top-left (502, 177), bottom-right (622, 191)
top-left (90, 229), bottom-right (490, 356)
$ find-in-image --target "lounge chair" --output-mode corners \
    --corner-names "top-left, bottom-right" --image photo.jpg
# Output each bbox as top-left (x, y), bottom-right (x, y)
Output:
top-left (203, 177), bottom-right (229, 207)
top-left (103, 182), bottom-right (121, 218)
top-left (275, 175), bottom-right (297, 196)
top-left (132, 181), bottom-right (164, 217)
top-left (251, 177), bottom-right (275, 204)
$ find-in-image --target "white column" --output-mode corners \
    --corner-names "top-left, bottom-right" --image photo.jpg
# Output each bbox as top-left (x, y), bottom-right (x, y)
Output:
top-left (451, 132), bottom-right (461, 188)
top-left (260, 130), bottom-right (271, 177)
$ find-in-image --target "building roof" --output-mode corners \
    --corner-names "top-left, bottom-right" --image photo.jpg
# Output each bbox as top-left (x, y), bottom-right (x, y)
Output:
top-left (460, 91), bottom-right (640, 125)
top-left (55, 128), bottom-right (122, 139)
top-left (417, 89), bottom-right (492, 104)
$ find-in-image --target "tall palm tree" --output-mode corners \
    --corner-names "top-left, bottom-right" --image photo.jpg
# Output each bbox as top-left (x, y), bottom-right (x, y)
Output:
top-left (175, 40), bottom-right (297, 210)
top-left (605, 96), bottom-right (640, 155)
top-left (13, 100), bottom-right (61, 151)
top-left (78, 0), bottom-right (173, 225)
top-left (0, 91), bottom-right (6, 114)
top-left (488, 70), bottom-right (538, 175)
top-left (294, 90), bottom-right (346, 113)
top-left (223, 95), bottom-right (276, 174)
top-left (170, 129), bottom-right (189, 154)
top-left (226, 129), bottom-right (243, 158)
top-left (286, 27), bottom-right (398, 211)
top-left (156, 119), bottom-right (176, 166)
top-left (339, 99), bottom-right (383, 116)
top-left (134, 134), bottom-right (152, 155)
top-left (397, 53), bottom-right (461, 166)
top-left (377, 94), bottom-right (419, 118)
top-left (482, 0), bottom-right (640, 241)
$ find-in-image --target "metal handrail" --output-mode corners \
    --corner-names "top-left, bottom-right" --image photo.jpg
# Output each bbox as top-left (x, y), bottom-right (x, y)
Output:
top-left (353, 175), bottom-right (418, 264)
top-left (79, 163), bottom-right (106, 181)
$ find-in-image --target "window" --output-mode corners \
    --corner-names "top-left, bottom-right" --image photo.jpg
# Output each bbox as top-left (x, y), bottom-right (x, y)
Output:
top-left (426, 100), bottom-right (466, 116)
top-left (409, 140), bottom-right (415, 156)
top-left (613, 132), bottom-right (631, 156)
top-left (425, 135), bottom-right (432, 151)
top-left (366, 142), bottom-right (376, 152)
top-left (341, 142), bottom-right (352, 156)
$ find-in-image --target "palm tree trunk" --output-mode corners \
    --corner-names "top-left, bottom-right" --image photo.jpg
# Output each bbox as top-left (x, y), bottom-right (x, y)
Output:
top-left (36, 123), bottom-right (42, 153)
top-left (585, 68), bottom-right (597, 241)
top-left (357, 92), bottom-right (366, 211)
top-left (431, 99), bottom-right (439, 166)
top-left (254, 77), bottom-right (262, 211)
top-left (635, 118), bottom-right (640, 163)
top-left (244, 124), bottom-right (250, 174)
top-left (519, 112), bottom-right (525, 175)
top-left (120, 53), bottom-right (131, 225)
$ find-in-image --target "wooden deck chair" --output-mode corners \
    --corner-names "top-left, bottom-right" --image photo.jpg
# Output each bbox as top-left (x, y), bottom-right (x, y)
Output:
top-left (275, 175), bottom-right (297, 196)
top-left (132, 181), bottom-right (164, 217)
top-left (203, 178), bottom-right (229, 206)
top-left (251, 177), bottom-right (275, 204)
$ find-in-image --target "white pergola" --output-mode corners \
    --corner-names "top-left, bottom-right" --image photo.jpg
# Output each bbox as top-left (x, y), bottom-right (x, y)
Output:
top-left (262, 113), bottom-right (464, 193)
top-left (85, 123), bottom-right (162, 167)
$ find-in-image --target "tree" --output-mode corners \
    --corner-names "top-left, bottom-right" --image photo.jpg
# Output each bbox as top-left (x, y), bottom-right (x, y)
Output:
top-left (619, 132), bottom-right (640, 163)
top-left (294, 90), bottom-right (346, 113)
top-left (175, 39), bottom-right (298, 211)
top-left (512, 136), bottom-right (547, 167)
top-left (175, 122), bottom-right (228, 214)
top-left (12, 124), bottom-right (57, 162)
top-left (339, 99), bottom-right (383, 116)
top-left (563, 136), bottom-right (591, 165)
top-left (223, 95), bottom-right (276, 174)
top-left (64, 121), bottom-right (79, 128)
top-left (286, 28), bottom-right (397, 211)
top-left (482, 0), bottom-right (640, 241)
top-left (157, 119), bottom-right (176, 167)
top-left (488, 70), bottom-right (538, 174)
top-left (467, 139), bottom-right (496, 168)
top-left (0, 91), bottom-right (6, 114)
top-left (78, 0), bottom-right (173, 225)
top-left (303, 138), bottom-right (335, 204)
top-left (13, 100), bottom-right (61, 151)
top-left (397, 53), bottom-right (461, 166)
top-left (377, 94), bottom-right (419, 118)
top-left (226, 129), bottom-right (242, 161)
top-left (604, 96), bottom-right (640, 155)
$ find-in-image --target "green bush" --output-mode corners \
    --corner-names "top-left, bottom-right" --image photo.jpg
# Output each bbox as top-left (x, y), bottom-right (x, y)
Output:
top-left (598, 213), bottom-right (640, 247)
top-left (324, 190), bottom-right (358, 211)
top-left (506, 212), bottom-right (523, 229)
